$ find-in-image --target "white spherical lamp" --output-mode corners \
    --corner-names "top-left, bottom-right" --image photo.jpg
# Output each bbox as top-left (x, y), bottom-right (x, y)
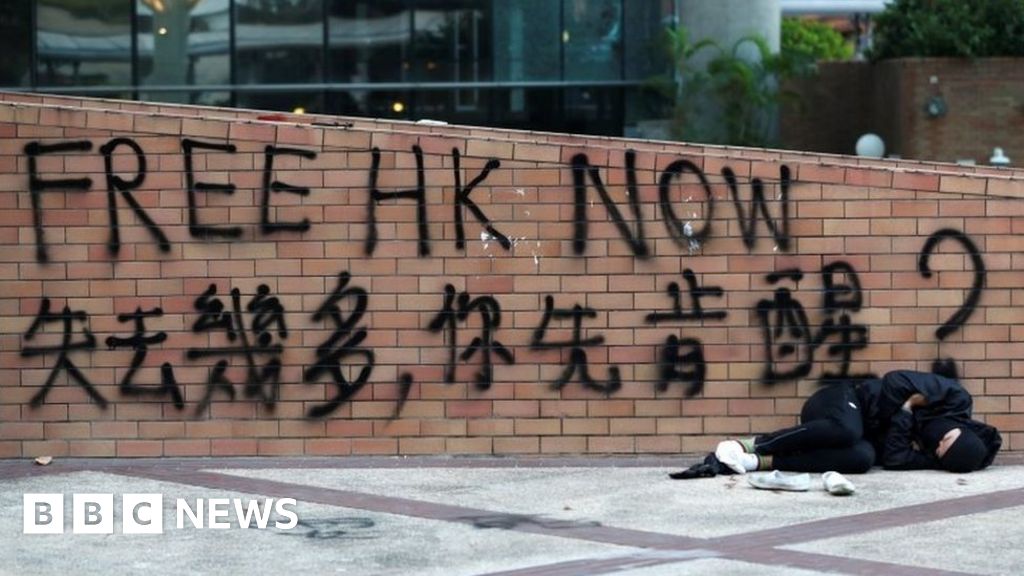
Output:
top-left (855, 133), bottom-right (885, 158)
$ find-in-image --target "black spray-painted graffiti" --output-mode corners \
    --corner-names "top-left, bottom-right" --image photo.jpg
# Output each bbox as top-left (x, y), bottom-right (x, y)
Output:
top-left (106, 307), bottom-right (184, 410)
top-left (303, 272), bottom-right (374, 419)
top-left (182, 139), bottom-right (243, 239)
top-left (461, 513), bottom-right (602, 531)
top-left (100, 138), bottom-right (171, 255)
top-left (572, 151), bottom-right (791, 256)
top-left (453, 148), bottom-right (506, 251)
top-left (187, 284), bottom-right (288, 414)
top-left (22, 298), bottom-right (104, 407)
top-left (26, 141), bottom-right (794, 262)
top-left (530, 295), bottom-right (621, 394)
top-left (659, 159), bottom-right (715, 249)
top-left (366, 145), bottom-right (429, 256)
top-left (645, 269), bottom-right (728, 396)
top-left (571, 150), bottom-right (650, 258)
top-left (281, 517), bottom-right (380, 540)
top-left (29, 137), bottom-right (324, 260)
top-left (724, 165), bottom-right (791, 252)
top-left (262, 145), bottom-right (316, 234)
top-left (918, 228), bottom-right (986, 379)
top-left (15, 138), bottom-right (993, 415)
top-left (25, 141), bottom-right (93, 263)
top-left (756, 262), bottom-right (875, 385)
top-left (816, 261), bottom-right (873, 383)
top-left (427, 284), bottom-right (513, 390)
top-left (366, 145), bottom-right (507, 257)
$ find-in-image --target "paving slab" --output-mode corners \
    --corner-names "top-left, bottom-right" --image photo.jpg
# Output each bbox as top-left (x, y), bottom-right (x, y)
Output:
top-left (0, 457), bottom-right (1022, 576)
top-left (784, 505), bottom-right (1024, 575)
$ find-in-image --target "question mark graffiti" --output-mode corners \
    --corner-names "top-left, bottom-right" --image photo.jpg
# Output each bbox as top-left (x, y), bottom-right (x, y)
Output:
top-left (917, 228), bottom-right (986, 379)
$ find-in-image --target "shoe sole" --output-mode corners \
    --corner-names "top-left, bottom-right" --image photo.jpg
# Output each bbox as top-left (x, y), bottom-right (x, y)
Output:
top-left (823, 473), bottom-right (856, 496)
top-left (826, 485), bottom-right (855, 496)
top-left (747, 475), bottom-right (810, 492)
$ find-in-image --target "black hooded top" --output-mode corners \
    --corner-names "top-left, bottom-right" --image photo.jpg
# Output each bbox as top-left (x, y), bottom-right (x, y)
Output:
top-left (855, 370), bottom-right (1001, 471)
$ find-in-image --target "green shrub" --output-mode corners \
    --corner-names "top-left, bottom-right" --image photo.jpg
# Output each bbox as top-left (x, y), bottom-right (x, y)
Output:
top-left (648, 28), bottom-right (815, 147)
top-left (782, 17), bottom-right (854, 61)
top-left (871, 0), bottom-right (1024, 59)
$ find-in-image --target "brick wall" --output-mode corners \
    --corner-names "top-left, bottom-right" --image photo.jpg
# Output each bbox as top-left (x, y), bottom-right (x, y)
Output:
top-left (780, 61), bottom-right (874, 156)
top-left (3, 92), bottom-right (1024, 458)
top-left (782, 58), bottom-right (1024, 165)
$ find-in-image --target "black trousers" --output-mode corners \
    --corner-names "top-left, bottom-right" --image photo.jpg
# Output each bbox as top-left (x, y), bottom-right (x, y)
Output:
top-left (753, 384), bottom-right (875, 473)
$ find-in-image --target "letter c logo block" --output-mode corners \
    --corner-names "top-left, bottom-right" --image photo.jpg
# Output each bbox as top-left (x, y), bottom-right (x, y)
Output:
top-left (123, 494), bottom-right (164, 534)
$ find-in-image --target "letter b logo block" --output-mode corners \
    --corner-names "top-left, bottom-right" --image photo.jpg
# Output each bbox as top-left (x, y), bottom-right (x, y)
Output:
top-left (23, 494), bottom-right (64, 534)
top-left (73, 494), bottom-right (114, 534)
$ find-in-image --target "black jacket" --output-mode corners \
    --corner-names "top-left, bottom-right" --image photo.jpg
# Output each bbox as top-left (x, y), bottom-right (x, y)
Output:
top-left (856, 370), bottom-right (1001, 470)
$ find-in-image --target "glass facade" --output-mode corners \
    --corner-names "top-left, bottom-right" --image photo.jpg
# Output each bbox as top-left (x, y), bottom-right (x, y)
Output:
top-left (5, 0), bottom-right (675, 136)
top-left (0, 1), bottom-right (33, 86)
top-left (37, 0), bottom-right (133, 88)
top-left (137, 0), bottom-right (231, 105)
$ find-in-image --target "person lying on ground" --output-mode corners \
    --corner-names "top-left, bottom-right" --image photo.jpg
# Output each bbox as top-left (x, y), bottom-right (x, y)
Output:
top-left (671, 370), bottom-right (1001, 479)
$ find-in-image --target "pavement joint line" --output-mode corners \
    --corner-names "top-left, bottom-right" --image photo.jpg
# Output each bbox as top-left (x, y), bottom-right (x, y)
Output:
top-left (477, 549), bottom-right (721, 576)
top-left (726, 548), bottom-right (981, 576)
top-left (705, 485), bottom-right (1024, 551)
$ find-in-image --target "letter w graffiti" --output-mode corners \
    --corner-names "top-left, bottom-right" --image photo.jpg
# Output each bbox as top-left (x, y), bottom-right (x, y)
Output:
top-left (723, 165), bottom-right (791, 252)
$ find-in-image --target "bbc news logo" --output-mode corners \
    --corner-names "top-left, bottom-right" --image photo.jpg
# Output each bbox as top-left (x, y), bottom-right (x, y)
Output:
top-left (23, 494), bottom-right (298, 534)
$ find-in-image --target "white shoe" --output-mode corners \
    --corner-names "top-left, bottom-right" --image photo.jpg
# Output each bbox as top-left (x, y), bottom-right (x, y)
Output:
top-left (747, 470), bottom-right (811, 492)
top-left (823, 471), bottom-right (856, 496)
top-left (715, 440), bottom-right (747, 474)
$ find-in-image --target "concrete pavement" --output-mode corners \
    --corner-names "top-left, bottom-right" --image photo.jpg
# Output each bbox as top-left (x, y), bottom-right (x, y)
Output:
top-left (2, 455), bottom-right (1023, 575)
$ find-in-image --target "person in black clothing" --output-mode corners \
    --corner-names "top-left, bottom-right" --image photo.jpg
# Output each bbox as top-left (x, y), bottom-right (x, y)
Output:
top-left (703, 370), bottom-right (1001, 476)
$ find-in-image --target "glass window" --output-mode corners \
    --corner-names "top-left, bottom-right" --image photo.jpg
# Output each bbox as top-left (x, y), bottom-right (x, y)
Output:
top-left (563, 0), bottom-right (622, 81)
top-left (412, 0), bottom-right (492, 84)
top-left (492, 0), bottom-right (559, 82)
top-left (623, 0), bottom-right (674, 80)
top-left (327, 89), bottom-right (411, 120)
top-left (0, 0), bottom-right (32, 86)
top-left (416, 88), bottom-right (491, 126)
top-left (137, 0), bottom-right (231, 94)
top-left (489, 87), bottom-right (561, 132)
top-left (563, 86), bottom-right (623, 135)
top-left (236, 90), bottom-right (323, 114)
top-left (37, 0), bottom-right (133, 87)
top-left (236, 0), bottom-right (324, 85)
top-left (51, 89), bottom-right (135, 100)
top-left (328, 0), bottom-right (410, 84)
top-left (138, 89), bottom-right (232, 107)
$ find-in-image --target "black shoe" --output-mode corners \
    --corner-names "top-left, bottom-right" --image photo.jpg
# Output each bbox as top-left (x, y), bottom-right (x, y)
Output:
top-left (668, 452), bottom-right (729, 479)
